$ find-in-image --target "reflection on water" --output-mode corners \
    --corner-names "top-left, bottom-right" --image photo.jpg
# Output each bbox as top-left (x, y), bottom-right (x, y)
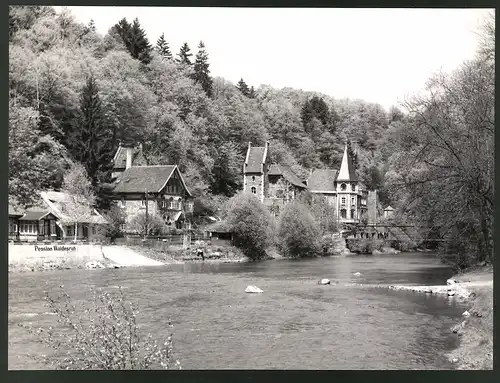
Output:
top-left (8, 252), bottom-right (466, 370)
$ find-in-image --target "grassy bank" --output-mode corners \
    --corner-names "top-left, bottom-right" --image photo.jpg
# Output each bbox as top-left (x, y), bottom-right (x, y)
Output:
top-left (446, 265), bottom-right (493, 370)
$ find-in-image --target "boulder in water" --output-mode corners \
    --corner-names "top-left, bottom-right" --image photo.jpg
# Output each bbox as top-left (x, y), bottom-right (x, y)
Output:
top-left (318, 278), bottom-right (331, 285)
top-left (245, 285), bottom-right (263, 293)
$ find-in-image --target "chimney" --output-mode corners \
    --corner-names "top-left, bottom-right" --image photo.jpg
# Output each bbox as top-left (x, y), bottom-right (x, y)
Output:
top-left (126, 147), bottom-right (132, 169)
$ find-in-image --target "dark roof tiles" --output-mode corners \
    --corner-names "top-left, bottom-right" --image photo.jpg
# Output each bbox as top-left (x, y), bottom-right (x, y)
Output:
top-left (245, 146), bottom-right (266, 173)
top-left (307, 169), bottom-right (338, 192)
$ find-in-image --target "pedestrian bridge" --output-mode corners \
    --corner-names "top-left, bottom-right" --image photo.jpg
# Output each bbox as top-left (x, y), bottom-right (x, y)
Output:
top-left (341, 223), bottom-right (445, 245)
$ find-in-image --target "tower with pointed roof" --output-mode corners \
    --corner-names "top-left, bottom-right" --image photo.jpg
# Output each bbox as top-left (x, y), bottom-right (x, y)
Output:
top-left (336, 144), bottom-right (359, 222)
top-left (307, 143), bottom-right (369, 225)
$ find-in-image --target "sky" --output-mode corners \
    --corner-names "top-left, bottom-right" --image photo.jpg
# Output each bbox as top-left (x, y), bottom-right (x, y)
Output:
top-left (54, 7), bottom-right (492, 110)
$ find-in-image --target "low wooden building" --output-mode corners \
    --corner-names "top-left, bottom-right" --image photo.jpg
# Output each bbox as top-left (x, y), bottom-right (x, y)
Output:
top-left (204, 220), bottom-right (233, 246)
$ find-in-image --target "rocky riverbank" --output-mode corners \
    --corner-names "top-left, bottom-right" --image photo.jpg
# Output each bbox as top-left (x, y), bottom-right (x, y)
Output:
top-left (386, 265), bottom-right (493, 370)
top-left (132, 244), bottom-right (249, 264)
top-left (445, 265), bottom-right (493, 370)
top-left (8, 256), bottom-right (117, 273)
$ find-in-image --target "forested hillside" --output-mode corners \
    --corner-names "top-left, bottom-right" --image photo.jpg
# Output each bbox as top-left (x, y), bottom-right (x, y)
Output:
top-left (9, 6), bottom-right (494, 267)
top-left (8, 6), bottom-right (396, 212)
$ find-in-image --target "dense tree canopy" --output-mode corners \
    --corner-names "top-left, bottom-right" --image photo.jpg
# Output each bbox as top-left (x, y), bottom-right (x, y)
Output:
top-left (8, 6), bottom-right (493, 267)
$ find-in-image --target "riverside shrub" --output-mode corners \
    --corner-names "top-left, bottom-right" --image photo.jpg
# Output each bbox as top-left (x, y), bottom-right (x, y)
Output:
top-left (225, 192), bottom-right (273, 260)
top-left (20, 286), bottom-right (181, 370)
top-left (278, 200), bottom-right (322, 258)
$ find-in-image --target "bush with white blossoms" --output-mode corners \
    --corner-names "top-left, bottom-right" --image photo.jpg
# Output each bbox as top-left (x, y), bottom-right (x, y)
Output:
top-left (20, 286), bottom-right (181, 370)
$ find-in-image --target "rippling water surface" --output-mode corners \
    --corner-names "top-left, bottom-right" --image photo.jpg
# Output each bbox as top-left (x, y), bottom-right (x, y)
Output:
top-left (9, 252), bottom-right (466, 370)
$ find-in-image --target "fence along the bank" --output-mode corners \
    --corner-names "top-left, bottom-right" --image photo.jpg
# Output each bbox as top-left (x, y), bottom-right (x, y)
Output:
top-left (115, 234), bottom-right (208, 250)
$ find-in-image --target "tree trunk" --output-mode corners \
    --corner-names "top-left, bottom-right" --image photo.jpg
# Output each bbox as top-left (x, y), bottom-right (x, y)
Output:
top-left (74, 222), bottom-right (78, 242)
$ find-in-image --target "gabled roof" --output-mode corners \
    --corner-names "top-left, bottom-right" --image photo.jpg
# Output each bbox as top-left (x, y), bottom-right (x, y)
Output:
top-left (113, 144), bottom-right (146, 170)
top-left (9, 205), bottom-right (24, 217)
top-left (19, 210), bottom-right (58, 221)
top-left (113, 165), bottom-right (192, 196)
top-left (307, 169), bottom-right (338, 192)
top-left (244, 142), bottom-right (267, 173)
top-left (40, 191), bottom-right (107, 225)
top-left (336, 145), bottom-right (358, 182)
top-left (384, 205), bottom-right (395, 211)
top-left (268, 164), bottom-right (307, 189)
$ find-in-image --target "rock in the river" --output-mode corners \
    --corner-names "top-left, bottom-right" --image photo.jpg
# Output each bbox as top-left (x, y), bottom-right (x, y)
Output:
top-left (353, 272), bottom-right (361, 276)
top-left (245, 285), bottom-right (263, 293)
top-left (318, 278), bottom-right (331, 285)
top-left (462, 310), bottom-right (470, 317)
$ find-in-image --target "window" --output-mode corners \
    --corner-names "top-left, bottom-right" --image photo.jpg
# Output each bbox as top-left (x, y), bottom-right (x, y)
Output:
top-left (351, 197), bottom-right (355, 204)
top-left (276, 189), bottom-right (284, 198)
top-left (340, 209), bottom-right (347, 219)
top-left (252, 176), bottom-right (256, 182)
top-left (92, 226), bottom-right (96, 235)
top-left (340, 183), bottom-right (347, 191)
top-left (121, 198), bottom-right (126, 207)
top-left (341, 197), bottom-right (346, 204)
top-left (351, 184), bottom-right (356, 191)
top-left (251, 187), bottom-right (257, 194)
top-left (141, 199), bottom-right (146, 207)
top-left (351, 209), bottom-right (355, 219)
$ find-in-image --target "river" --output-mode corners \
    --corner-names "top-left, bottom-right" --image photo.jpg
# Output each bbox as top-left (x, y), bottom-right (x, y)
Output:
top-left (8, 252), bottom-right (466, 370)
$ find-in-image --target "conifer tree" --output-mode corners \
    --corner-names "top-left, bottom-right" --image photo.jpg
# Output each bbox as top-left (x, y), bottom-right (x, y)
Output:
top-left (112, 17), bottom-right (152, 65)
top-left (236, 78), bottom-right (250, 97)
top-left (113, 18), bottom-right (131, 49)
top-left (248, 86), bottom-right (256, 99)
top-left (129, 18), bottom-right (153, 64)
top-left (193, 41), bottom-right (213, 98)
top-left (176, 42), bottom-right (193, 65)
top-left (155, 33), bottom-right (172, 60)
top-left (70, 76), bottom-right (115, 210)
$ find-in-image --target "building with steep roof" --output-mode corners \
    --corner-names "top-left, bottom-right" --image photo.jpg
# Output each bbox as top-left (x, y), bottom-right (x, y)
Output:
top-left (112, 142), bottom-right (147, 179)
top-left (112, 165), bottom-right (194, 232)
top-left (307, 145), bottom-right (369, 224)
top-left (243, 141), bottom-right (307, 215)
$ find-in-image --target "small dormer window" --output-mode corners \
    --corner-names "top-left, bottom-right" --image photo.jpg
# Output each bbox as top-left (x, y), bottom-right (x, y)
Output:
top-left (340, 183), bottom-right (347, 191)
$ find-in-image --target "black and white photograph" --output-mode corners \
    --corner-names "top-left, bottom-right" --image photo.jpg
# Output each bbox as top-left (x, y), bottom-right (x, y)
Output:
top-left (8, 5), bottom-right (494, 370)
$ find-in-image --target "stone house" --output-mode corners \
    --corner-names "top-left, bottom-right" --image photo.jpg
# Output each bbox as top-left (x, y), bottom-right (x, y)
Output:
top-left (243, 141), bottom-right (307, 213)
top-left (112, 165), bottom-right (194, 232)
top-left (307, 145), bottom-right (369, 224)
